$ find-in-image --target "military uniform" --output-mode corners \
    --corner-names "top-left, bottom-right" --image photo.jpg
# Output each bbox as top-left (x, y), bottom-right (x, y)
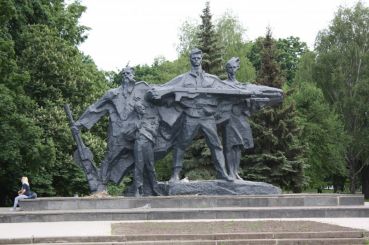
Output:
top-left (219, 79), bottom-right (254, 180)
top-left (76, 81), bottom-right (151, 185)
top-left (132, 101), bottom-right (160, 196)
top-left (163, 69), bottom-right (231, 181)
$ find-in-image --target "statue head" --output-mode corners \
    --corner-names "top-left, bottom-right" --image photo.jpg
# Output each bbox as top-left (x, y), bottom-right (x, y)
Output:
top-left (189, 48), bottom-right (203, 68)
top-left (122, 66), bottom-right (135, 83)
top-left (225, 57), bottom-right (240, 77)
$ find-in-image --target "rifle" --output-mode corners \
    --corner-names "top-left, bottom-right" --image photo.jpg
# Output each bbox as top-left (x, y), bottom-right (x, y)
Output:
top-left (149, 87), bottom-right (254, 102)
top-left (64, 104), bottom-right (99, 192)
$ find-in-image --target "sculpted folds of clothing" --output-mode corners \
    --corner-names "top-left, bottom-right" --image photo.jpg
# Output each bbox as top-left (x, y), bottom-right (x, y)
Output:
top-left (216, 80), bottom-right (254, 150)
top-left (137, 115), bottom-right (159, 143)
top-left (164, 71), bottom-right (217, 88)
top-left (224, 114), bottom-right (254, 149)
top-left (77, 82), bottom-right (151, 135)
top-left (75, 81), bottom-right (153, 184)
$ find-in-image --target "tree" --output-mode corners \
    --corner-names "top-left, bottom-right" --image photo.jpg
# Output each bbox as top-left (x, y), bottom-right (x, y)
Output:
top-left (314, 2), bottom-right (369, 195)
top-left (255, 27), bottom-right (284, 87)
top-left (177, 19), bottom-right (199, 55)
top-left (291, 52), bottom-right (348, 191)
top-left (243, 28), bottom-right (307, 192)
top-left (197, 2), bottom-right (224, 76)
top-left (215, 12), bottom-right (256, 82)
top-left (277, 37), bottom-right (308, 83)
top-left (248, 36), bottom-right (307, 84)
top-left (0, 0), bottom-right (107, 205)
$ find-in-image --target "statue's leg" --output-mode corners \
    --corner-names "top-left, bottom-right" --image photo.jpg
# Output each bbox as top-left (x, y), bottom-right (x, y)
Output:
top-left (170, 117), bottom-right (199, 183)
top-left (99, 144), bottom-right (124, 191)
top-left (134, 139), bottom-right (145, 197)
top-left (234, 146), bottom-right (243, 180)
top-left (98, 152), bottom-right (117, 192)
top-left (225, 145), bottom-right (236, 179)
top-left (143, 140), bottom-right (162, 196)
top-left (223, 124), bottom-right (236, 179)
top-left (201, 119), bottom-right (233, 182)
top-left (170, 148), bottom-right (184, 183)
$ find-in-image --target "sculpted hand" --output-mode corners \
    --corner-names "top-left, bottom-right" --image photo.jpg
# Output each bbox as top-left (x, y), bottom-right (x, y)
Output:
top-left (149, 89), bottom-right (160, 100)
top-left (72, 123), bottom-right (81, 134)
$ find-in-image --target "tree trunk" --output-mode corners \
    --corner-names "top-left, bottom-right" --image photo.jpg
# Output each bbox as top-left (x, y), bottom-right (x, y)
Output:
top-left (362, 165), bottom-right (369, 199)
top-left (348, 156), bottom-right (357, 194)
top-left (333, 175), bottom-right (345, 193)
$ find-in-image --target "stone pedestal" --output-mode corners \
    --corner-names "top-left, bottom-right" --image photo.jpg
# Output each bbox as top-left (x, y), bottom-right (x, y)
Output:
top-left (161, 180), bottom-right (281, 196)
top-left (124, 179), bottom-right (281, 196)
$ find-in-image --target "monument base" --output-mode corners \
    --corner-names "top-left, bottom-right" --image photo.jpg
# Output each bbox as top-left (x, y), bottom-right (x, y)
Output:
top-left (163, 179), bottom-right (282, 195)
top-left (125, 179), bottom-right (281, 196)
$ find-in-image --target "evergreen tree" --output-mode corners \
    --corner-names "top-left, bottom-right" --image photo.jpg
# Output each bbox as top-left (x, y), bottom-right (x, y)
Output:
top-left (247, 35), bottom-right (307, 84)
top-left (197, 2), bottom-right (224, 77)
top-left (256, 27), bottom-right (283, 88)
top-left (243, 28), bottom-right (307, 192)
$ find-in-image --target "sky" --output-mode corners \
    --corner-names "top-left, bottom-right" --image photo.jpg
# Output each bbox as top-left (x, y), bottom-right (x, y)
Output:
top-left (78, 0), bottom-right (366, 72)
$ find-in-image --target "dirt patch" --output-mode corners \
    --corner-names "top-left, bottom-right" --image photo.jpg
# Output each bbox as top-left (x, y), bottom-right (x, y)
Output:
top-left (112, 220), bottom-right (363, 235)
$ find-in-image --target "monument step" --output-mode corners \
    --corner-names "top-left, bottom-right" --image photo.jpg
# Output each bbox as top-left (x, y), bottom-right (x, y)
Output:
top-left (19, 194), bottom-right (364, 211)
top-left (2, 206), bottom-right (369, 223)
top-left (0, 234), bottom-right (367, 245)
top-left (3, 238), bottom-right (369, 245)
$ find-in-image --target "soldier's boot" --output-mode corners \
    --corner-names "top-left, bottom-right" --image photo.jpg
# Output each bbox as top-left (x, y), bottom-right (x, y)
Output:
top-left (149, 176), bottom-right (164, 196)
top-left (218, 172), bottom-right (234, 182)
top-left (216, 160), bottom-right (234, 182)
top-left (235, 173), bottom-right (244, 180)
top-left (169, 167), bottom-right (182, 183)
top-left (152, 184), bottom-right (163, 196)
top-left (170, 148), bottom-right (185, 183)
top-left (134, 185), bottom-right (143, 197)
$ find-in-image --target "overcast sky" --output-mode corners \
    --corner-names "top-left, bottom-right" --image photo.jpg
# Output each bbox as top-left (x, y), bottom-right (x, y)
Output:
top-left (78, 0), bottom-right (366, 71)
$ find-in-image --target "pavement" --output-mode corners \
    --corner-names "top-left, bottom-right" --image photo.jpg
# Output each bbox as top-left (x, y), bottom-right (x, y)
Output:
top-left (0, 203), bottom-right (368, 239)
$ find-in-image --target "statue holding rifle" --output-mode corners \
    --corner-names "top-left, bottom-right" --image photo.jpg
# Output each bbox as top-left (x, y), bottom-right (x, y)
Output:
top-left (66, 48), bottom-right (284, 196)
top-left (67, 66), bottom-right (158, 193)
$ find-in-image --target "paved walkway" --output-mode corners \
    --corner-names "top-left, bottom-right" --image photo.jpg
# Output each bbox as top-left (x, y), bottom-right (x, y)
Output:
top-left (0, 218), bottom-right (369, 239)
top-left (0, 203), bottom-right (368, 239)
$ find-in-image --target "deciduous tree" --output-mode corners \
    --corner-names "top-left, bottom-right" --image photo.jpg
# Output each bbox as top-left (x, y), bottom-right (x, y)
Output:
top-left (314, 2), bottom-right (369, 195)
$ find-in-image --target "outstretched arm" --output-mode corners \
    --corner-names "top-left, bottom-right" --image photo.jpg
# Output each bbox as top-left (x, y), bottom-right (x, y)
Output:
top-left (75, 93), bottom-right (113, 130)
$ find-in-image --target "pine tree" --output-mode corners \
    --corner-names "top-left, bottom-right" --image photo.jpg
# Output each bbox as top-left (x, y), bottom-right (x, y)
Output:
top-left (197, 2), bottom-right (224, 77)
top-left (256, 27), bottom-right (283, 88)
top-left (243, 27), bottom-right (307, 192)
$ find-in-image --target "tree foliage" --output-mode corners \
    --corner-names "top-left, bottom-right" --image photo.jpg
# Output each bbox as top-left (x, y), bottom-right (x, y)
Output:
top-left (2, 0), bottom-right (368, 201)
top-left (0, 0), bottom-right (107, 205)
top-left (248, 35), bottom-right (307, 84)
top-left (216, 12), bottom-right (256, 82)
top-left (290, 52), bottom-right (348, 190)
top-left (255, 27), bottom-right (284, 87)
top-left (197, 2), bottom-right (224, 77)
top-left (245, 28), bottom-right (307, 192)
top-left (314, 2), bottom-right (369, 194)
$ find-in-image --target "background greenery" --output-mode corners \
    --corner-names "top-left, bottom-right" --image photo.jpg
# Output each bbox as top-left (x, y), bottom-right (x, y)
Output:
top-left (1, 0), bottom-right (368, 206)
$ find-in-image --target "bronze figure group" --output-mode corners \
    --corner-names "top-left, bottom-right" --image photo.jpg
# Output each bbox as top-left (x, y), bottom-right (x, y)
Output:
top-left (66, 48), bottom-right (283, 196)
